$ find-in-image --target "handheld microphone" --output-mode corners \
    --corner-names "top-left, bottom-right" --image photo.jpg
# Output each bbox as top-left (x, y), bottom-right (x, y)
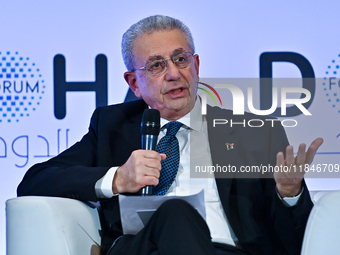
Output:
top-left (140, 109), bottom-right (160, 196)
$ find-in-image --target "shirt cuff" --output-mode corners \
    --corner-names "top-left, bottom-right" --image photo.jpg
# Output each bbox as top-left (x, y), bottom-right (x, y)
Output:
top-left (277, 187), bottom-right (304, 207)
top-left (95, 167), bottom-right (119, 198)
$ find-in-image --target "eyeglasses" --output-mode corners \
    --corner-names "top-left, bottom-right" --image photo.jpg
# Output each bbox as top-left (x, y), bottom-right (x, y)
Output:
top-left (132, 52), bottom-right (194, 76)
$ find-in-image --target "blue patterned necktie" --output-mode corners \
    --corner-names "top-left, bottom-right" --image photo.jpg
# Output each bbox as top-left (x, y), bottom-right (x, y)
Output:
top-left (153, 121), bottom-right (183, 195)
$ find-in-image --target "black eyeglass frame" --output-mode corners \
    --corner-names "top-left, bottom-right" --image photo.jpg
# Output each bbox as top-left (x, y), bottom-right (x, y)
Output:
top-left (132, 52), bottom-right (195, 76)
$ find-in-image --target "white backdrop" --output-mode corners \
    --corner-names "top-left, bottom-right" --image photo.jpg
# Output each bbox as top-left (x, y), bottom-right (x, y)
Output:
top-left (1, 0), bottom-right (340, 253)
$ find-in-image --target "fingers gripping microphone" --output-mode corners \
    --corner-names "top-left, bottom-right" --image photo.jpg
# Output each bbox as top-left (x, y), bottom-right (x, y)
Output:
top-left (141, 109), bottom-right (160, 196)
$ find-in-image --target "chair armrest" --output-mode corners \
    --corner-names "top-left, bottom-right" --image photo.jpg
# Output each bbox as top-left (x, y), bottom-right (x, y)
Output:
top-left (6, 196), bottom-right (101, 255)
top-left (301, 191), bottom-right (340, 255)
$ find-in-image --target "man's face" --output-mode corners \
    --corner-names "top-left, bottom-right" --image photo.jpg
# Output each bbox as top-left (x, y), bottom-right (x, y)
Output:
top-left (125, 29), bottom-right (200, 121)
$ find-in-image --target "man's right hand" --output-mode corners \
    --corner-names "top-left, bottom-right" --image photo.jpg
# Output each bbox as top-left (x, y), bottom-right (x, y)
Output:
top-left (112, 150), bottom-right (166, 194)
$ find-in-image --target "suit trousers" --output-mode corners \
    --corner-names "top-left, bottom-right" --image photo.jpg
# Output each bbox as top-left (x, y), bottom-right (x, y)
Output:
top-left (107, 199), bottom-right (249, 255)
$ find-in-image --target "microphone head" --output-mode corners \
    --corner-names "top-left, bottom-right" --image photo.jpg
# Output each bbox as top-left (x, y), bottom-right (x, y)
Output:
top-left (141, 109), bottom-right (160, 136)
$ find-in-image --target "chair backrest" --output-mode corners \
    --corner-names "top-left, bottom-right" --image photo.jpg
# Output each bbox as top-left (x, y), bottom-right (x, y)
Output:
top-left (301, 191), bottom-right (340, 255)
top-left (6, 196), bottom-right (101, 255)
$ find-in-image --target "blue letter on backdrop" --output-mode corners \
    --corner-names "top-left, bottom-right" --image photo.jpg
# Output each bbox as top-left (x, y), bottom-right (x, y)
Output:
top-left (53, 54), bottom-right (108, 120)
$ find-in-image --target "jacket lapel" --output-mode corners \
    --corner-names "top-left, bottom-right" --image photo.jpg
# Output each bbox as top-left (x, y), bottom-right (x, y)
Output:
top-left (206, 105), bottom-right (238, 220)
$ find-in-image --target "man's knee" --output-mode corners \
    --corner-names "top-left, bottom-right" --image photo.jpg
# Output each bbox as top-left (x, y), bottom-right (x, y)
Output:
top-left (157, 199), bottom-right (197, 216)
top-left (154, 198), bottom-right (206, 229)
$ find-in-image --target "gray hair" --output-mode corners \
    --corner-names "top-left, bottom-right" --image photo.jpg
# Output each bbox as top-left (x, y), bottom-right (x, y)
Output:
top-left (121, 15), bottom-right (195, 71)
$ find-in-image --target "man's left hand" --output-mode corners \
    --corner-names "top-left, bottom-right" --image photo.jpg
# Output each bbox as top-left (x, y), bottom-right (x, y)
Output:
top-left (275, 138), bottom-right (323, 197)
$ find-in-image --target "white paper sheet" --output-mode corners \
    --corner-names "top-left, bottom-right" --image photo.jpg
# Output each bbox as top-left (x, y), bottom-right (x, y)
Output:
top-left (119, 190), bottom-right (206, 235)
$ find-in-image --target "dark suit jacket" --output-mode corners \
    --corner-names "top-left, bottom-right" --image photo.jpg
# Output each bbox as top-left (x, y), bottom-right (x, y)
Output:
top-left (17, 99), bottom-right (313, 255)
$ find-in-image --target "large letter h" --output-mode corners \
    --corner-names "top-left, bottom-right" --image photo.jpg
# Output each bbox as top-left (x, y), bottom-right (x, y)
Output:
top-left (54, 54), bottom-right (108, 119)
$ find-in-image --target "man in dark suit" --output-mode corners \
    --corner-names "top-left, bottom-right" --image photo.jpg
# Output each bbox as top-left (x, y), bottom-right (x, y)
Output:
top-left (17, 15), bottom-right (323, 255)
